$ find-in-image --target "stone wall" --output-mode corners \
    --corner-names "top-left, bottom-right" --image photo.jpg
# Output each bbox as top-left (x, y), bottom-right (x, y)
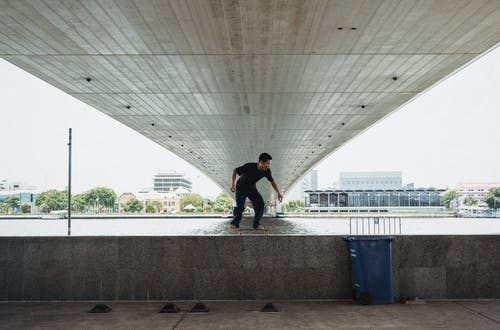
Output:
top-left (0, 236), bottom-right (498, 300)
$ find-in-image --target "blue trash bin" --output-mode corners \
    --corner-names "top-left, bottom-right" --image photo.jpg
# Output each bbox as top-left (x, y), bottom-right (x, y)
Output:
top-left (343, 236), bottom-right (394, 305)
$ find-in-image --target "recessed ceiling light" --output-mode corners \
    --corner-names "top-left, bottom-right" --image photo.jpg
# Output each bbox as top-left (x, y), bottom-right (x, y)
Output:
top-left (328, 135), bottom-right (332, 138)
top-left (392, 76), bottom-right (398, 81)
top-left (351, 27), bottom-right (357, 30)
top-left (151, 123), bottom-right (155, 126)
top-left (361, 105), bottom-right (365, 109)
top-left (337, 27), bottom-right (343, 30)
top-left (341, 123), bottom-right (345, 126)
top-left (85, 77), bottom-right (92, 82)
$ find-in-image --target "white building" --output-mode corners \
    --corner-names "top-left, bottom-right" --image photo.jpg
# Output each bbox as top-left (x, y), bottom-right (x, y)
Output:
top-left (153, 172), bottom-right (192, 193)
top-left (0, 179), bottom-right (36, 191)
top-left (285, 169), bottom-right (318, 201)
top-left (339, 171), bottom-right (402, 190)
top-left (456, 182), bottom-right (500, 207)
top-left (135, 191), bottom-right (182, 213)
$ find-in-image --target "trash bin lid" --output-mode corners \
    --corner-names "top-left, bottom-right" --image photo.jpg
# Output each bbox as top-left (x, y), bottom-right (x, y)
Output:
top-left (342, 236), bottom-right (394, 241)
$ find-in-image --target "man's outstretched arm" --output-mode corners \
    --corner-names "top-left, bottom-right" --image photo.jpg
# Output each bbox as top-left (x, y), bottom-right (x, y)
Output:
top-left (231, 169), bottom-right (237, 192)
top-left (271, 180), bottom-right (283, 202)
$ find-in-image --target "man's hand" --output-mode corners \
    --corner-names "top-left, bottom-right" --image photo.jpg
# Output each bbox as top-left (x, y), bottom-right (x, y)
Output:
top-left (231, 184), bottom-right (236, 192)
top-left (278, 192), bottom-right (283, 203)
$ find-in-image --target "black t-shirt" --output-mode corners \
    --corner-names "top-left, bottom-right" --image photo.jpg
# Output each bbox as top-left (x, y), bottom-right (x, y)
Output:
top-left (235, 162), bottom-right (274, 191)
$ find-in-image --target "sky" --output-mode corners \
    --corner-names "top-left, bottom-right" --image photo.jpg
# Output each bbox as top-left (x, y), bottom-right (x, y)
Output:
top-left (1, 46), bottom-right (500, 200)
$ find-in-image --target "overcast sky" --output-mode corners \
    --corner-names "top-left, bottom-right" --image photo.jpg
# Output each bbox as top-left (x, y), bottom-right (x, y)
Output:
top-left (1, 45), bottom-right (499, 199)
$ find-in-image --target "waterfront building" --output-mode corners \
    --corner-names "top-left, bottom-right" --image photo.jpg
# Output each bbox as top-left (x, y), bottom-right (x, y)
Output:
top-left (153, 172), bottom-right (192, 193)
top-left (456, 182), bottom-right (500, 207)
top-left (117, 192), bottom-right (136, 213)
top-left (304, 188), bottom-right (444, 213)
top-left (136, 191), bottom-right (181, 213)
top-left (0, 180), bottom-right (39, 213)
top-left (0, 179), bottom-right (36, 192)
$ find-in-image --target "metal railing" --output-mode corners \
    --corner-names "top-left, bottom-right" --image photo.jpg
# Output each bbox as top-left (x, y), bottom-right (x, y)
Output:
top-left (349, 217), bottom-right (401, 235)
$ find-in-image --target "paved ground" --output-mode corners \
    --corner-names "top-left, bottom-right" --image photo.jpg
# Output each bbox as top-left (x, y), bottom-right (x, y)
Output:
top-left (1, 300), bottom-right (499, 329)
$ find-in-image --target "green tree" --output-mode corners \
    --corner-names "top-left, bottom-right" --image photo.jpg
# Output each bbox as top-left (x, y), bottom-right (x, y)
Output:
top-left (213, 192), bottom-right (234, 213)
top-left (180, 193), bottom-right (203, 211)
top-left (145, 201), bottom-right (162, 213)
top-left (145, 203), bottom-right (156, 213)
top-left (441, 190), bottom-right (459, 208)
top-left (4, 196), bottom-right (20, 211)
top-left (463, 194), bottom-right (477, 207)
top-left (0, 202), bottom-right (8, 214)
top-left (283, 200), bottom-right (305, 212)
top-left (203, 203), bottom-right (213, 213)
top-left (71, 194), bottom-right (88, 213)
top-left (123, 198), bottom-right (144, 213)
top-left (21, 203), bottom-right (31, 214)
top-left (484, 188), bottom-right (500, 209)
top-left (84, 187), bottom-right (117, 212)
top-left (35, 190), bottom-right (67, 213)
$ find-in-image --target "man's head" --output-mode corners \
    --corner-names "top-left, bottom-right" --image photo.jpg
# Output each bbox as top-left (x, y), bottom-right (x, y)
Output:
top-left (258, 153), bottom-right (272, 170)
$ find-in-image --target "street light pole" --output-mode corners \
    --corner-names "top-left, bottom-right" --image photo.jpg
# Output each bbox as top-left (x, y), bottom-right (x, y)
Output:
top-left (67, 128), bottom-right (72, 236)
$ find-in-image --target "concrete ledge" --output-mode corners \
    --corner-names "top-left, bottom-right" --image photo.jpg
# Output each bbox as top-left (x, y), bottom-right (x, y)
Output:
top-left (1, 236), bottom-right (499, 300)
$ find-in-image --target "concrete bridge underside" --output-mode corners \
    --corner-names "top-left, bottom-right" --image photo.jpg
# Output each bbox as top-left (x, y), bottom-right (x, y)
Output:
top-left (2, 0), bottom-right (500, 200)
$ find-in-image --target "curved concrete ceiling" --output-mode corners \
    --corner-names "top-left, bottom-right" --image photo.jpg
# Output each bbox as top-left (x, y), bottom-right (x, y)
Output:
top-left (2, 0), bottom-right (500, 200)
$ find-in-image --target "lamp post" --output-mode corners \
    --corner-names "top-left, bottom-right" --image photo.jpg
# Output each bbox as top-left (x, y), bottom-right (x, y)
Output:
top-left (67, 128), bottom-right (72, 236)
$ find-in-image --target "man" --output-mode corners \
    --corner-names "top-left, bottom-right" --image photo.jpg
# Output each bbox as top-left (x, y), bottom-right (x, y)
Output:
top-left (230, 153), bottom-right (283, 230)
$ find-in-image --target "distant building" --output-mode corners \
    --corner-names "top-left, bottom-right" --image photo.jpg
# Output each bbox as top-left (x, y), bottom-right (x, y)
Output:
top-left (0, 190), bottom-right (38, 205)
top-left (173, 187), bottom-right (190, 198)
top-left (339, 171), bottom-right (402, 190)
top-left (136, 191), bottom-right (181, 213)
top-left (0, 179), bottom-right (36, 191)
top-left (118, 191), bottom-right (182, 213)
top-left (117, 193), bottom-right (136, 213)
top-left (310, 169), bottom-right (318, 190)
top-left (153, 172), bottom-right (192, 193)
top-left (456, 182), bottom-right (500, 207)
top-left (304, 188), bottom-right (444, 213)
top-left (0, 179), bottom-right (39, 213)
top-left (285, 169), bottom-right (318, 201)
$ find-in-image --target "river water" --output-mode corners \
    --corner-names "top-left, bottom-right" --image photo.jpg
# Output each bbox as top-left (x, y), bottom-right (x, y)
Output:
top-left (0, 217), bottom-right (499, 236)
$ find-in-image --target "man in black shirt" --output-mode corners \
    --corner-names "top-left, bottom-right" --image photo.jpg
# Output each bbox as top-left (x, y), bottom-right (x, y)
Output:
top-left (230, 153), bottom-right (283, 230)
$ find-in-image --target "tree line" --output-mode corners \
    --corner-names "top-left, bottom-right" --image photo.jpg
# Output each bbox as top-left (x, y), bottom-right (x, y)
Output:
top-left (0, 187), bottom-right (237, 214)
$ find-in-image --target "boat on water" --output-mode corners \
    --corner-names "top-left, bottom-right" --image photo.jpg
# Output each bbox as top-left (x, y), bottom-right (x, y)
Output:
top-left (41, 210), bottom-right (67, 220)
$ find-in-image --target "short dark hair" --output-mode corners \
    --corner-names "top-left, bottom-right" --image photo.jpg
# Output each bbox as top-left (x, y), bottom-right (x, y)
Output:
top-left (258, 153), bottom-right (272, 162)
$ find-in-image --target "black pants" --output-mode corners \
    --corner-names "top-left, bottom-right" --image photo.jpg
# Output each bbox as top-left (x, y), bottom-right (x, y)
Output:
top-left (231, 189), bottom-right (265, 228)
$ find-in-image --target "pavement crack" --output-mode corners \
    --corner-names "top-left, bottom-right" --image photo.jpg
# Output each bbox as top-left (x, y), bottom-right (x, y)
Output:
top-left (455, 302), bottom-right (500, 325)
top-left (172, 311), bottom-right (188, 330)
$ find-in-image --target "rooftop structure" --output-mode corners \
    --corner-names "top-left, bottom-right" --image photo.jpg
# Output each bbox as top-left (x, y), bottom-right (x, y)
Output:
top-left (339, 171), bottom-right (402, 190)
